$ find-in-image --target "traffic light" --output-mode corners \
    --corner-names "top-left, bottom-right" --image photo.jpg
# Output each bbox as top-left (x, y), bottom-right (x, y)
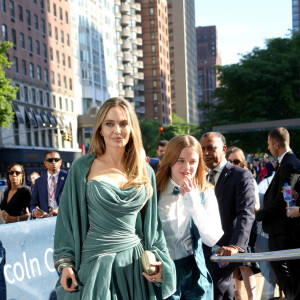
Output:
top-left (63, 131), bottom-right (68, 141)
top-left (159, 126), bottom-right (164, 135)
top-left (67, 131), bottom-right (72, 142)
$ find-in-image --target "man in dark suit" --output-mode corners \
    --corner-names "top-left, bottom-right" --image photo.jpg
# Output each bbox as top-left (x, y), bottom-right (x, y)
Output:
top-left (30, 150), bottom-right (68, 218)
top-left (200, 132), bottom-right (255, 300)
top-left (256, 127), bottom-right (300, 300)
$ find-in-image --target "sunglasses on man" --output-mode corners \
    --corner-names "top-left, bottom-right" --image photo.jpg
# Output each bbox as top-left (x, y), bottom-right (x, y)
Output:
top-left (45, 158), bottom-right (61, 163)
top-left (8, 170), bottom-right (23, 176)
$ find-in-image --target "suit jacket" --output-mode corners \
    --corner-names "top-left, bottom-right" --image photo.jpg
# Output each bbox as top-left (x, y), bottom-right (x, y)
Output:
top-left (256, 151), bottom-right (300, 235)
top-left (214, 162), bottom-right (255, 250)
top-left (30, 169), bottom-right (68, 213)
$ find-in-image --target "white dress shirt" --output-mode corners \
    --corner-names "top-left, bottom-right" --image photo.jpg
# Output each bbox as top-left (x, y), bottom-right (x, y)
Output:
top-left (278, 148), bottom-right (292, 164)
top-left (158, 178), bottom-right (223, 261)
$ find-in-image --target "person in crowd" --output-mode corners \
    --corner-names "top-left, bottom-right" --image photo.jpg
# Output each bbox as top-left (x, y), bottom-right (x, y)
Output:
top-left (265, 158), bottom-right (274, 177)
top-left (258, 162), bottom-right (268, 182)
top-left (30, 151), bottom-right (67, 218)
top-left (256, 127), bottom-right (300, 300)
top-left (286, 186), bottom-right (300, 217)
top-left (200, 132), bottom-right (255, 300)
top-left (226, 147), bottom-right (260, 300)
top-left (252, 160), bottom-right (260, 182)
top-left (53, 97), bottom-right (176, 299)
top-left (0, 163), bottom-right (31, 223)
top-left (29, 172), bottom-right (40, 191)
top-left (155, 135), bottom-right (223, 299)
top-left (151, 140), bottom-right (168, 173)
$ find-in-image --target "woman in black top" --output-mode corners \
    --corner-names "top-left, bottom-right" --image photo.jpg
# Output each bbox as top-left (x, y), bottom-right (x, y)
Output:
top-left (0, 163), bottom-right (31, 223)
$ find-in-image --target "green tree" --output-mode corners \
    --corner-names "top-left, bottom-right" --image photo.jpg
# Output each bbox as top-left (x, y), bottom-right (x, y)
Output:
top-left (0, 41), bottom-right (17, 128)
top-left (203, 33), bottom-right (300, 153)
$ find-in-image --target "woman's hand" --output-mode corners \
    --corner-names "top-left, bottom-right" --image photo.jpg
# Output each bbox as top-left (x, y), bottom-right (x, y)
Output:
top-left (60, 266), bottom-right (78, 292)
top-left (142, 261), bottom-right (163, 283)
top-left (179, 177), bottom-right (196, 196)
top-left (286, 206), bottom-right (300, 218)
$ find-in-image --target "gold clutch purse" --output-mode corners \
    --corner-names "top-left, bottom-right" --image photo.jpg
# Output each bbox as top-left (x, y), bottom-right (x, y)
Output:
top-left (141, 250), bottom-right (159, 275)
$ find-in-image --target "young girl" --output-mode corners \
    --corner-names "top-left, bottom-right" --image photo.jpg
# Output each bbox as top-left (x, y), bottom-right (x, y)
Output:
top-left (155, 135), bottom-right (223, 299)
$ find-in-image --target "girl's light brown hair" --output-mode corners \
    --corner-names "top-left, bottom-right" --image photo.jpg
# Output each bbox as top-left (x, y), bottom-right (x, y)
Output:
top-left (156, 135), bottom-right (206, 193)
top-left (89, 97), bottom-right (152, 192)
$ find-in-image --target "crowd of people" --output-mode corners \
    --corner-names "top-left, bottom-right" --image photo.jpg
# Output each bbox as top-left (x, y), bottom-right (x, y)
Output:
top-left (0, 97), bottom-right (300, 300)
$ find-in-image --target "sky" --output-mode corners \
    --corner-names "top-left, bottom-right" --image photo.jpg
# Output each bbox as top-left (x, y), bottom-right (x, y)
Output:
top-left (195, 0), bottom-right (292, 65)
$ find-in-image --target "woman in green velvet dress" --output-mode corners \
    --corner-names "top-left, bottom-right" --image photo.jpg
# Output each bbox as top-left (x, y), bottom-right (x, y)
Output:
top-left (53, 97), bottom-right (176, 299)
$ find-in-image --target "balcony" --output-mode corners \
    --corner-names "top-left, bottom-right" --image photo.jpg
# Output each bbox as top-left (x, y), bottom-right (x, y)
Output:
top-left (125, 89), bottom-right (134, 98)
top-left (121, 15), bottom-right (131, 26)
top-left (138, 72), bottom-right (144, 80)
top-left (135, 15), bottom-right (141, 23)
top-left (124, 65), bottom-right (133, 75)
top-left (136, 26), bottom-right (142, 35)
top-left (137, 61), bottom-right (143, 69)
top-left (121, 28), bottom-right (131, 38)
top-left (134, 3), bottom-right (141, 11)
top-left (117, 63), bottom-right (124, 70)
top-left (122, 40), bottom-right (131, 50)
top-left (116, 51), bottom-right (123, 58)
top-left (114, 0), bottom-right (121, 4)
top-left (123, 53), bottom-right (132, 62)
top-left (119, 89), bottom-right (125, 97)
top-left (118, 76), bottom-right (125, 83)
top-left (124, 77), bottom-right (134, 86)
top-left (137, 38), bottom-right (142, 46)
top-left (135, 95), bottom-right (145, 102)
top-left (121, 3), bottom-right (130, 14)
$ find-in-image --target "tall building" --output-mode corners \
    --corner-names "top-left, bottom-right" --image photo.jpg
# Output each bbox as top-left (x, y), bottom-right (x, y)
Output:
top-left (168, 0), bottom-right (198, 124)
top-left (114, 0), bottom-right (145, 117)
top-left (139, 0), bottom-right (172, 124)
top-left (0, 0), bottom-right (80, 176)
top-left (292, 0), bottom-right (300, 31)
top-left (196, 26), bottom-right (221, 123)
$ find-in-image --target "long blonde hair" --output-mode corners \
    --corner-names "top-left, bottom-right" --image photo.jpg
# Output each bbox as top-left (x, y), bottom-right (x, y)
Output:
top-left (156, 135), bottom-right (207, 193)
top-left (89, 97), bottom-right (152, 193)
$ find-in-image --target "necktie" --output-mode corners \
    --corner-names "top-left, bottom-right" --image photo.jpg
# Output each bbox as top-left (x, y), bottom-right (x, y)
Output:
top-left (173, 186), bottom-right (180, 195)
top-left (207, 170), bottom-right (217, 185)
top-left (49, 175), bottom-right (56, 209)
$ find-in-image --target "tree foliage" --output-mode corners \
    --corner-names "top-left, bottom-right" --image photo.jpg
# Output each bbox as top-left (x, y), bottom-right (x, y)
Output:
top-left (209, 33), bottom-right (300, 125)
top-left (0, 41), bottom-right (17, 129)
top-left (201, 33), bottom-right (300, 153)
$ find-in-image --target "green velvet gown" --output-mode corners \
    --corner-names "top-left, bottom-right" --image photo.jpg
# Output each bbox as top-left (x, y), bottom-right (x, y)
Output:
top-left (54, 154), bottom-right (176, 300)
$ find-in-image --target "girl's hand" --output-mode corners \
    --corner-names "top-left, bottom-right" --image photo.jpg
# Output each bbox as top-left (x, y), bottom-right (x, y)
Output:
top-left (142, 261), bottom-right (163, 283)
top-left (179, 177), bottom-right (197, 196)
top-left (60, 266), bottom-right (78, 292)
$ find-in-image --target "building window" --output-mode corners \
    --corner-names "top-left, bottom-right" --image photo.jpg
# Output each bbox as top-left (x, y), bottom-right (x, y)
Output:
top-left (150, 32), bottom-right (155, 40)
top-left (66, 33), bottom-right (70, 46)
top-left (51, 71), bottom-right (54, 84)
top-left (55, 27), bottom-right (58, 40)
top-left (65, 11), bottom-right (68, 24)
top-left (39, 90), bottom-right (43, 105)
top-left (22, 59), bottom-right (26, 75)
top-left (56, 50), bottom-right (59, 63)
top-left (150, 20), bottom-right (154, 28)
top-left (61, 30), bottom-right (64, 43)
top-left (32, 88), bottom-right (36, 103)
top-left (1, 0), bottom-right (6, 13)
top-left (20, 32), bottom-right (25, 49)
top-left (46, 92), bottom-right (50, 106)
top-left (151, 56), bottom-right (156, 64)
top-left (29, 63), bottom-right (34, 78)
top-left (64, 98), bottom-right (68, 111)
top-left (62, 53), bottom-right (65, 66)
top-left (41, 19), bottom-right (45, 35)
top-left (52, 95), bottom-right (56, 108)
top-left (68, 56), bottom-right (71, 68)
top-left (59, 97), bottom-right (62, 109)
top-left (149, 7), bottom-right (154, 16)
top-left (63, 76), bottom-right (66, 88)
top-left (13, 56), bottom-right (18, 73)
top-left (40, 0), bottom-right (44, 10)
top-left (18, 5), bottom-right (23, 22)
top-left (152, 68), bottom-right (156, 76)
top-left (43, 43), bottom-right (47, 59)
top-left (53, 3), bottom-right (56, 17)
top-left (11, 28), bottom-right (16, 49)
top-left (35, 40), bottom-right (40, 55)
top-left (153, 93), bottom-right (157, 100)
top-left (34, 15), bottom-right (38, 30)
top-left (9, 1), bottom-right (14, 18)
top-left (57, 74), bottom-right (61, 86)
top-left (153, 80), bottom-right (157, 88)
top-left (44, 68), bottom-right (48, 83)
top-left (48, 23), bottom-right (52, 36)
top-left (47, 0), bottom-right (50, 13)
top-left (151, 44), bottom-right (155, 52)
top-left (26, 10), bottom-right (31, 27)
top-left (37, 65), bottom-right (42, 80)
top-left (2, 24), bottom-right (8, 41)
top-left (50, 47), bottom-right (53, 60)
top-left (24, 86), bottom-right (28, 101)
top-left (69, 78), bottom-right (72, 90)
top-left (28, 36), bottom-right (33, 53)
top-left (59, 7), bottom-right (62, 20)
top-left (15, 84), bottom-right (20, 99)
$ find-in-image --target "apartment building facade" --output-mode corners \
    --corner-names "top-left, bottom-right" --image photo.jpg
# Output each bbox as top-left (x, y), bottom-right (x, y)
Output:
top-left (0, 0), bottom-right (80, 175)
